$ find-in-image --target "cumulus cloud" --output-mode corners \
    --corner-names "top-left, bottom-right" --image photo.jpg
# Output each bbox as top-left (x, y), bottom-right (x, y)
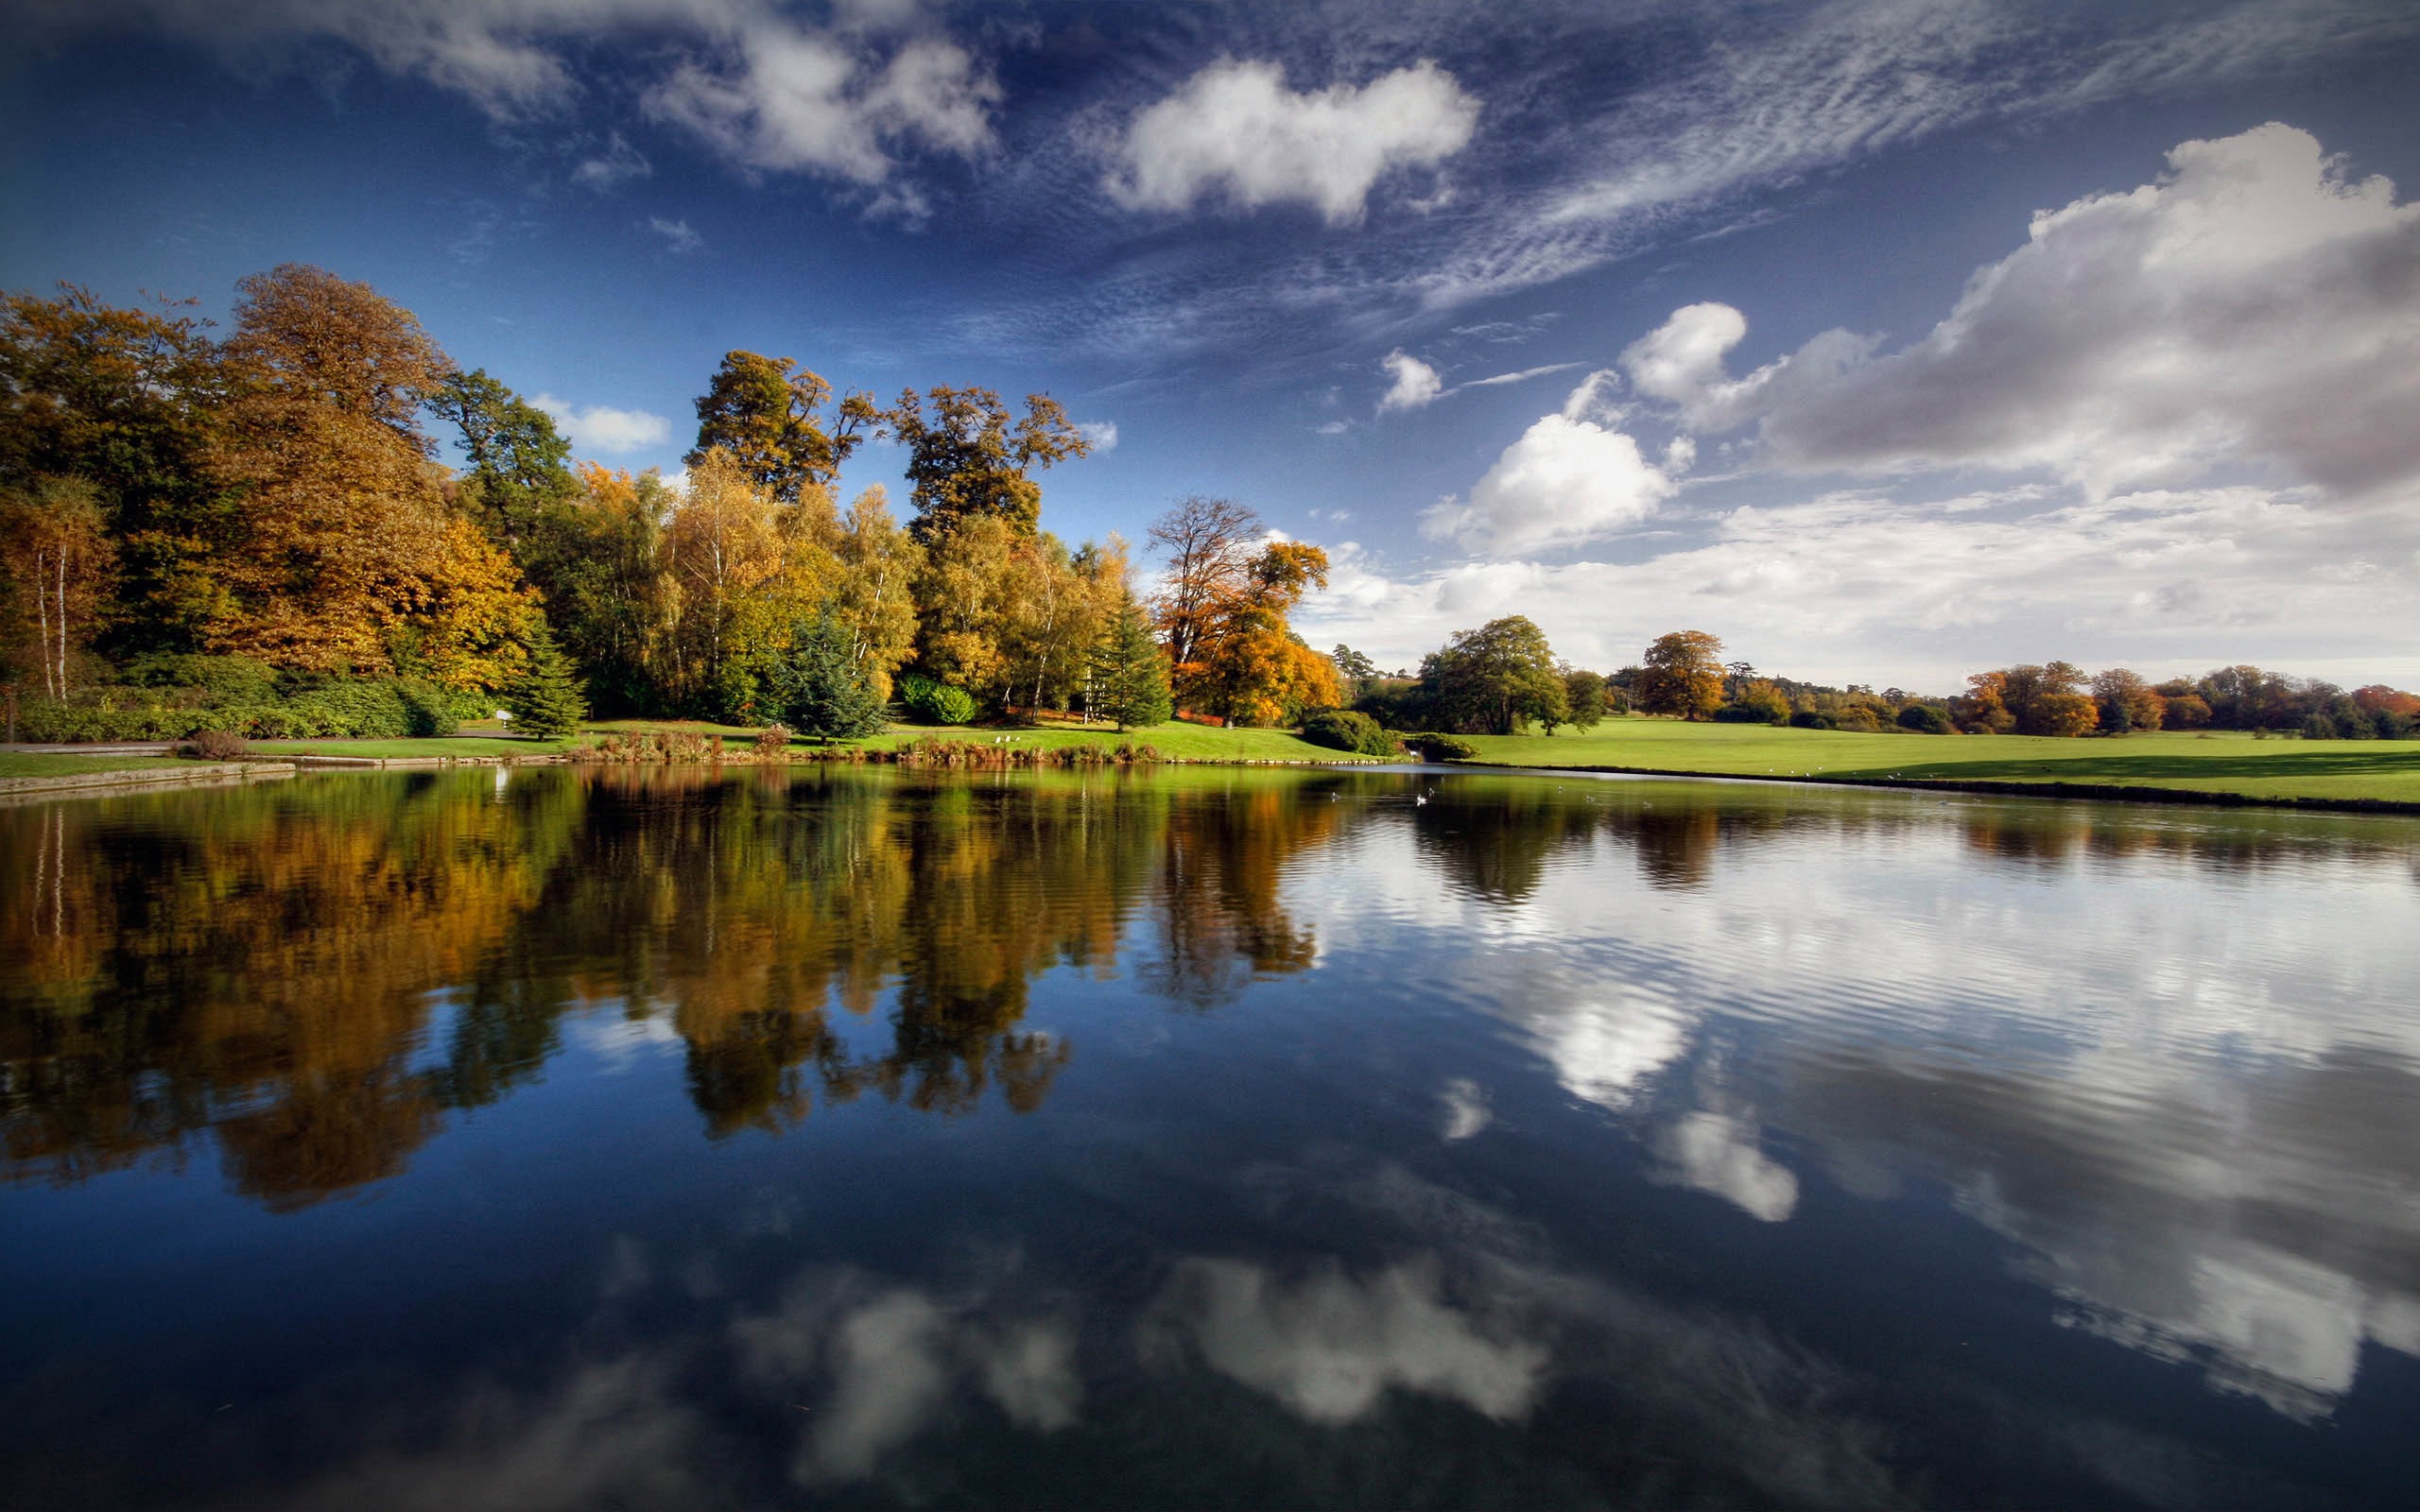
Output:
top-left (1421, 372), bottom-right (1681, 555)
top-left (1076, 420), bottom-right (1118, 452)
top-left (646, 28), bottom-right (998, 189)
top-left (534, 393), bottom-right (671, 454)
top-left (1376, 350), bottom-right (1443, 413)
top-left (1627, 125), bottom-right (2420, 499)
top-left (1161, 1256), bottom-right (1548, 1424)
top-left (1653, 1111), bottom-right (1800, 1223)
top-left (645, 215), bottom-right (702, 253)
top-left (1107, 59), bottom-right (1479, 223)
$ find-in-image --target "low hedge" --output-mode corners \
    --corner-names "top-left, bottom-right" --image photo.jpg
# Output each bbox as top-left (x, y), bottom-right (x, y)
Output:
top-left (20, 676), bottom-right (468, 742)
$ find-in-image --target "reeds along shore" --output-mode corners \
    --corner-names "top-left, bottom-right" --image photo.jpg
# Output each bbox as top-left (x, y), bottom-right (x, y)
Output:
top-left (574, 730), bottom-right (1167, 768)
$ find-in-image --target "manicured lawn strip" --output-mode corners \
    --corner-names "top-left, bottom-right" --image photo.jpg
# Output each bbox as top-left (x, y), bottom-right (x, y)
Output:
top-left (1453, 719), bottom-right (2420, 806)
top-left (0, 753), bottom-right (197, 778)
top-left (853, 720), bottom-right (1365, 762)
top-left (251, 735), bottom-right (581, 760)
top-left (249, 719), bottom-right (1363, 764)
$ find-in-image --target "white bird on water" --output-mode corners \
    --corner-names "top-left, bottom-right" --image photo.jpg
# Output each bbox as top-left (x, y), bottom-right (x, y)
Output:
top-left (1414, 793), bottom-right (1428, 806)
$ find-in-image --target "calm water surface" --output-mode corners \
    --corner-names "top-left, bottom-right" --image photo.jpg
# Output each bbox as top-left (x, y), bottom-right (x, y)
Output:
top-left (3, 765), bottom-right (2415, 1509)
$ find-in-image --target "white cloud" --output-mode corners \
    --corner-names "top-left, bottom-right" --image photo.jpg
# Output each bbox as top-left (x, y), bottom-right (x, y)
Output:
top-left (646, 26), bottom-right (998, 190)
top-left (1376, 350), bottom-right (1443, 413)
top-left (1461, 362), bottom-right (1584, 389)
top-left (1301, 481), bottom-right (2420, 690)
top-left (534, 393), bottom-right (672, 455)
top-left (1654, 1111), bottom-right (1800, 1223)
top-left (1421, 373), bottom-right (1680, 556)
top-left (645, 215), bottom-right (702, 253)
top-left (1107, 59), bottom-right (1479, 224)
top-left (1076, 420), bottom-right (1118, 452)
top-left (571, 130), bottom-right (651, 193)
top-left (1162, 1256), bottom-right (1547, 1424)
top-left (19, 2), bottom-right (998, 202)
top-left (1630, 125), bottom-right (2420, 500)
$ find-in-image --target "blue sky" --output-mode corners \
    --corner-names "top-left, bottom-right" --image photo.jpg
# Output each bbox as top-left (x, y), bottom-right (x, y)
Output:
top-left (6, 0), bottom-right (2417, 690)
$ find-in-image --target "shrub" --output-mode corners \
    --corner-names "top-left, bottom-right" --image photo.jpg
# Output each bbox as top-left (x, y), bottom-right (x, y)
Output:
top-left (1405, 731), bottom-right (1478, 761)
top-left (1834, 706), bottom-right (1882, 733)
top-left (120, 654), bottom-right (282, 707)
top-left (1789, 710), bottom-right (1837, 730)
top-left (284, 681), bottom-right (415, 738)
top-left (1301, 709), bottom-right (1402, 756)
top-left (180, 729), bottom-right (251, 761)
top-left (398, 680), bottom-right (459, 738)
top-left (1712, 705), bottom-right (1774, 723)
top-left (755, 725), bottom-right (792, 759)
top-left (1895, 704), bottom-right (1955, 734)
top-left (901, 676), bottom-right (978, 726)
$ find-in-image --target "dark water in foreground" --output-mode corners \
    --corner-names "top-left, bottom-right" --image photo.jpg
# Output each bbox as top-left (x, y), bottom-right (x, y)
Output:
top-left (3, 765), bottom-right (2416, 1510)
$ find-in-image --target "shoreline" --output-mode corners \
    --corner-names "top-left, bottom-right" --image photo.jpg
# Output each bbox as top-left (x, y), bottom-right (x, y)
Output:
top-left (1447, 759), bottom-right (2420, 816)
top-left (0, 761), bottom-right (299, 801)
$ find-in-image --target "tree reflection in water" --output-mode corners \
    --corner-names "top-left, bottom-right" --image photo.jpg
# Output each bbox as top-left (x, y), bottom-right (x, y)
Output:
top-left (0, 767), bottom-right (1347, 1201)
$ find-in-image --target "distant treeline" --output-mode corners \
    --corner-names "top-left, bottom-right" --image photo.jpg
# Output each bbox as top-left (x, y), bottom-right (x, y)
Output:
top-left (1334, 622), bottom-right (2420, 740)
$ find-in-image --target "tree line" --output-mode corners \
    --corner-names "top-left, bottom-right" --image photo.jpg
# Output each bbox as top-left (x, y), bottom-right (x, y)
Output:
top-left (1336, 621), bottom-right (2419, 741)
top-left (0, 266), bottom-right (1345, 741)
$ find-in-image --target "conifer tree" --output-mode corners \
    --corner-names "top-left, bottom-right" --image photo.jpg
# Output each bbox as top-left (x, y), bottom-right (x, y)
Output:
top-left (1089, 592), bottom-right (1172, 731)
top-left (773, 612), bottom-right (886, 741)
top-left (505, 623), bottom-right (587, 741)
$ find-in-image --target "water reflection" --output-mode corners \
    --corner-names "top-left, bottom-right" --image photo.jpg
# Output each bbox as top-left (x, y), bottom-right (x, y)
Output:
top-left (4, 766), bottom-right (2417, 1507)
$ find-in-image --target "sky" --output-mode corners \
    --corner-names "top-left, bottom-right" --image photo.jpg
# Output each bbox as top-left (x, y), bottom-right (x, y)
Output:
top-left (4, 0), bottom-right (2417, 692)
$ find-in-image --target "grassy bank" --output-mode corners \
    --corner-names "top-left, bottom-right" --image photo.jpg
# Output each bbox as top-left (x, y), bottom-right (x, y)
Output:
top-left (1454, 718), bottom-right (2420, 807)
top-left (246, 716), bottom-right (1364, 765)
top-left (0, 752), bottom-right (194, 779)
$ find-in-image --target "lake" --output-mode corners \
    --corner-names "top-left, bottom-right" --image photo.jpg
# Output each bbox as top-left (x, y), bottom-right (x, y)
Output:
top-left (3, 765), bottom-right (2415, 1509)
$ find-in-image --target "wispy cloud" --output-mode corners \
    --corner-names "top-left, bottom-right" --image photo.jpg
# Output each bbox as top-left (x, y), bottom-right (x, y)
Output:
top-left (646, 215), bottom-right (704, 254)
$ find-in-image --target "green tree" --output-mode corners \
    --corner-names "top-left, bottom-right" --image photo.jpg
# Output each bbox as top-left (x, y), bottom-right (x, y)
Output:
top-left (1417, 616), bottom-right (1568, 734)
top-left (882, 386), bottom-right (1091, 541)
top-left (773, 612), bottom-right (887, 741)
top-left (1637, 630), bottom-right (1725, 720)
top-left (504, 623), bottom-right (586, 740)
top-left (1562, 665), bottom-right (1609, 730)
top-left (1332, 644), bottom-right (1379, 701)
top-left (687, 352), bottom-right (876, 507)
top-left (431, 369), bottom-right (579, 546)
top-left (1088, 591), bottom-right (1172, 730)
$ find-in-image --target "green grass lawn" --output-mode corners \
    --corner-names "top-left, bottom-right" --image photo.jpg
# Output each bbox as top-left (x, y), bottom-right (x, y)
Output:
top-left (854, 718), bottom-right (1366, 762)
top-left (0, 752), bottom-right (199, 779)
top-left (247, 716), bottom-right (1362, 765)
top-left (1455, 718), bottom-right (2420, 806)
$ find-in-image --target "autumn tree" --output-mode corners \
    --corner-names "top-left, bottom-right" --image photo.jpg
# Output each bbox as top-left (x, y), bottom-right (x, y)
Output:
top-left (0, 476), bottom-right (113, 695)
top-left (1954, 671), bottom-right (2015, 733)
top-left (1089, 591), bottom-right (1172, 730)
top-left (1331, 644), bottom-right (1379, 701)
top-left (1416, 616), bottom-right (1569, 735)
top-left (1149, 495), bottom-right (1262, 674)
top-left (660, 448), bottom-right (838, 720)
top-left (912, 512), bottom-right (1018, 701)
top-left (821, 485), bottom-right (924, 700)
top-left (0, 283), bottom-right (226, 651)
top-left (1637, 630), bottom-right (1725, 720)
top-left (884, 386), bottom-right (1090, 541)
top-left (2090, 667), bottom-right (2166, 733)
top-left (204, 265), bottom-right (539, 684)
top-left (1997, 662), bottom-right (2099, 736)
top-left (687, 352), bottom-right (876, 507)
